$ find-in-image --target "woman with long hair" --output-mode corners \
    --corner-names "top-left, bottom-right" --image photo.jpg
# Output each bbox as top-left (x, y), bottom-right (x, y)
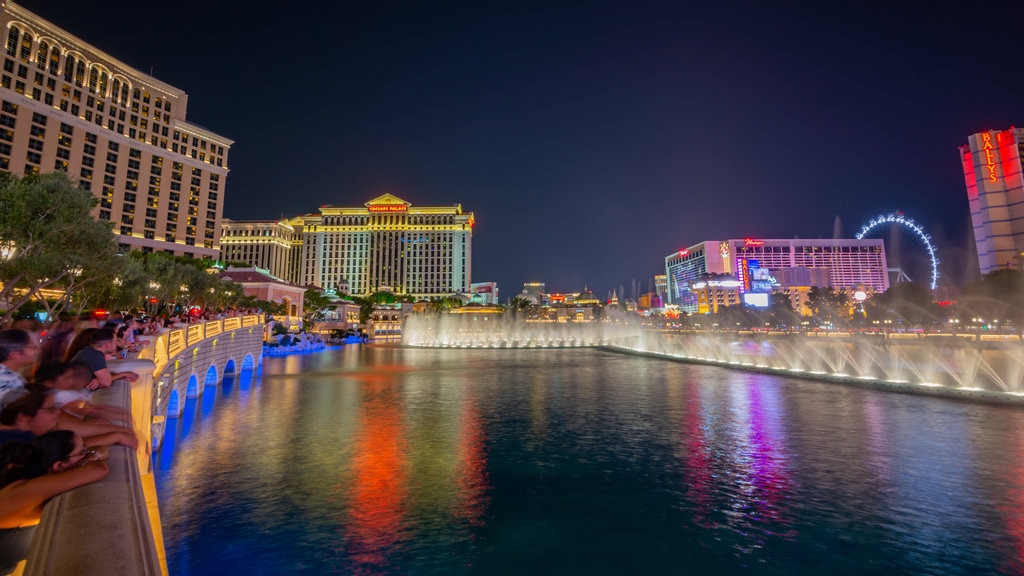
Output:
top-left (62, 328), bottom-right (97, 364)
top-left (0, 430), bottom-right (108, 574)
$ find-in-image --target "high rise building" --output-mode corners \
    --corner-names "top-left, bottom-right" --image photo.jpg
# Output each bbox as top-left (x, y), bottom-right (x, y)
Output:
top-left (0, 1), bottom-right (232, 258)
top-left (221, 194), bottom-right (474, 298)
top-left (959, 127), bottom-right (1024, 274)
top-left (665, 238), bottom-right (888, 313)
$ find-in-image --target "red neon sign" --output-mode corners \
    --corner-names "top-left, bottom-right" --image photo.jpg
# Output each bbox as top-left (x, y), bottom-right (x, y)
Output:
top-left (982, 132), bottom-right (999, 183)
top-left (678, 249), bottom-right (689, 257)
top-left (744, 238), bottom-right (764, 247)
top-left (368, 205), bottom-right (408, 212)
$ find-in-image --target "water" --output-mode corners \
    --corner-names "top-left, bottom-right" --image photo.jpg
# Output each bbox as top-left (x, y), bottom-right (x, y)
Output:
top-left (155, 346), bottom-right (1024, 575)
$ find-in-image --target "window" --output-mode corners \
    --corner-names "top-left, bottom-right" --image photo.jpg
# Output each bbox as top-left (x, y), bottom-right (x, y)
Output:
top-left (31, 112), bottom-right (46, 125)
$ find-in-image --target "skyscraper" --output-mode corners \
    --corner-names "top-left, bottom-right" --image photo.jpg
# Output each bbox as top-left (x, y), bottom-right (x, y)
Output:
top-left (0, 1), bottom-right (232, 258)
top-left (221, 194), bottom-right (474, 298)
top-left (959, 127), bottom-right (1024, 274)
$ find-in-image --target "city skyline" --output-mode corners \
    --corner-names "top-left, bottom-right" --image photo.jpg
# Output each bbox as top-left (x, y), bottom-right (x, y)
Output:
top-left (15, 0), bottom-right (1024, 297)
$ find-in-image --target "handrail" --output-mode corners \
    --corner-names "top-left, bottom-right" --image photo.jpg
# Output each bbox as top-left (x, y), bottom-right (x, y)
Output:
top-left (23, 316), bottom-right (266, 575)
top-left (138, 315), bottom-right (264, 377)
top-left (24, 365), bottom-right (164, 576)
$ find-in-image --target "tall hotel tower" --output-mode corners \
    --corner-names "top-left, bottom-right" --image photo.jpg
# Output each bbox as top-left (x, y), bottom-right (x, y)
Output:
top-left (0, 1), bottom-right (232, 258)
top-left (959, 127), bottom-right (1024, 274)
top-left (221, 194), bottom-right (474, 299)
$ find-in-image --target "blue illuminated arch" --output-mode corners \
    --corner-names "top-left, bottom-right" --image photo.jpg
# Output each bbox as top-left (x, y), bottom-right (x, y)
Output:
top-left (855, 212), bottom-right (939, 290)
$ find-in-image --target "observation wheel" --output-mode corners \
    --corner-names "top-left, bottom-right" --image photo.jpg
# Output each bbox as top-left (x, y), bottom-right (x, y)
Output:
top-left (855, 212), bottom-right (939, 289)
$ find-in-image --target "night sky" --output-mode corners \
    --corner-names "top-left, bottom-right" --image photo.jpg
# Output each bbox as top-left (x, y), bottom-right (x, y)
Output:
top-left (17, 1), bottom-right (1024, 299)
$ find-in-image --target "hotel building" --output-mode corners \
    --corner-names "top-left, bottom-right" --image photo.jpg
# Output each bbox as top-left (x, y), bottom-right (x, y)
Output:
top-left (959, 127), bottom-right (1024, 274)
top-left (0, 1), bottom-right (232, 258)
top-left (665, 238), bottom-right (888, 313)
top-left (221, 194), bottom-right (474, 299)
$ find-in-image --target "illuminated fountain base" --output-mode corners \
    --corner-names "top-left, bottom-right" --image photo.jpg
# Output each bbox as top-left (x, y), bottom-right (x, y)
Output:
top-left (402, 314), bottom-right (641, 348)
top-left (612, 332), bottom-right (1024, 404)
top-left (403, 315), bottom-right (1024, 403)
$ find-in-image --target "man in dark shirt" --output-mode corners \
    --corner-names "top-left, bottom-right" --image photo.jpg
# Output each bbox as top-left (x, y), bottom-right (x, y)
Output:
top-left (71, 327), bottom-right (138, 390)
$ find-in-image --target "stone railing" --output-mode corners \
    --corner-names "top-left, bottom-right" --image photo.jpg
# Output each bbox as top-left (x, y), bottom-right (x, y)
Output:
top-left (24, 361), bottom-right (164, 576)
top-left (23, 316), bottom-right (266, 575)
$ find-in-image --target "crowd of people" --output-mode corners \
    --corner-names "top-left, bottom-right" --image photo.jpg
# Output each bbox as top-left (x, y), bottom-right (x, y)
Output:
top-left (0, 314), bottom-right (148, 575)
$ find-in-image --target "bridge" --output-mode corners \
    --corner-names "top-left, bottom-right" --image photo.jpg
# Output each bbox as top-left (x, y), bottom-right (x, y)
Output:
top-left (21, 315), bottom-right (266, 576)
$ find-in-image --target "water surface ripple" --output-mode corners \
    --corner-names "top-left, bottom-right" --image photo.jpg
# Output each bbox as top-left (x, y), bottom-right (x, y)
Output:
top-left (155, 346), bottom-right (1024, 575)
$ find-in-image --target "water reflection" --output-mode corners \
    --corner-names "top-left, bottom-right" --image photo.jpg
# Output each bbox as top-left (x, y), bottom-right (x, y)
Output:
top-left (342, 381), bottom-right (409, 571)
top-left (156, 347), bottom-right (1024, 575)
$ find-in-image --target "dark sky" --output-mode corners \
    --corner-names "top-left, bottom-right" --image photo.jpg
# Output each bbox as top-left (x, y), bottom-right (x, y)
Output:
top-left (17, 0), bottom-right (1024, 298)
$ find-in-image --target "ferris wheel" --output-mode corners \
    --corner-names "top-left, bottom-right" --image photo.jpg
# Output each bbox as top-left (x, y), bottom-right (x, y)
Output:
top-left (855, 212), bottom-right (939, 290)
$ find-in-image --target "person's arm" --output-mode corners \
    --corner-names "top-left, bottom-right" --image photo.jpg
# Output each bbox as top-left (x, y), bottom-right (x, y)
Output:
top-left (87, 368), bottom-right (113, 390)
top-left (83, 430), bottom-right (137, 450)
top-left (57, 412), bottom-right (131, 438)
top-left (111, 370), bottom-right (139, 382)
top-left (0, 458), bottom-right (109, 515)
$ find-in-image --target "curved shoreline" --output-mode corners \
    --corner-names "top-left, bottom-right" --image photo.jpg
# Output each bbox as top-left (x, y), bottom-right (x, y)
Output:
top-left (600, 344), bottom-right (1024, 407)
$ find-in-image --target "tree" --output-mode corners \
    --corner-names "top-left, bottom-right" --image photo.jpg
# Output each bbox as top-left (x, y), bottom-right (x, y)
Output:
top-left (864, 282), bottom-right (939, 326)
top-left (769, 292), bottom-right (799, 328)
top-left (0, 173), bottom-right (118, 326)
top-left (958, 269), bottom-right (1024, 327)
top-left (303, 288), bottom-right (334, 324)
top-left (806, 286), bottom-right (850, 328)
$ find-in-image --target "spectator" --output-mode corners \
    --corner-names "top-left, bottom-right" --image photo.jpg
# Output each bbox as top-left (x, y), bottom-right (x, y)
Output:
top-left (34, 362), bottom-right (131, 424)
top-left (0, 387), bottom-right (136, 449)
top-left (35, 316), bottom-right (75, 371)
top-left (0, 330), bottom-right (38, 404)
top-left (0, 430), bottom-right (109, 574)
top-left (62, 328), bottom-right (96, 364)
top-left (69, 328), bottom-right (138, 391)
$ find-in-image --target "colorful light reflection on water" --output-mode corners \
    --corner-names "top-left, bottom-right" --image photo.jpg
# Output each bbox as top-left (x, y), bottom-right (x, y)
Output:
top-left (155, 346), bottom-right (1024, 575)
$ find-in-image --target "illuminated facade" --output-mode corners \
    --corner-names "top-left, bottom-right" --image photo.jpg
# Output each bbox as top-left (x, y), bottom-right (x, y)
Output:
top-left (218, 219), bottom-right (297, 282)
top-left (959, 127), bottom-right (1024, 274)
top-left (0, 1), bottom-right (231, 258)
top-left (666, 238), bottom-right (888, 313)
top-left (221, 194), bottom-right (474, 298)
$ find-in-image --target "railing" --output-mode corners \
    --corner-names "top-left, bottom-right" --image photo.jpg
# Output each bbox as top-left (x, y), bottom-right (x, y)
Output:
top-left (139, 315), bottom-right (264, 377)
top-left (25, 315), bottom-right (265, 576)
top-left (24, 360), bottom-right (164, 576)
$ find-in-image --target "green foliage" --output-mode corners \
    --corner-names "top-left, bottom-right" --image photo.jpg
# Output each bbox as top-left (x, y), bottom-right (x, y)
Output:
top-left (303, 288), bottom-right (334, 323)
top-left (430, 296), bottom-right (464, 311)
top-left (806, 286), bottom-right (850, 326)
top-left (958, 269), bottom-right (1024, 326)
top-left (864, 282), bottom-right (939, 325)
top-left (367, 291), bottom-right (398, 304)
top-left (0, 172), bottom-right (118, 325)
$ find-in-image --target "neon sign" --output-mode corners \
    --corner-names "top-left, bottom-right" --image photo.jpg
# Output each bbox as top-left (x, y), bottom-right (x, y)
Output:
top-left (982, 132), bottom-right (999, 183)
top-left (368, 205), bottom-right (408, 212)
top-left (744, 238), bottom-right (764, 247)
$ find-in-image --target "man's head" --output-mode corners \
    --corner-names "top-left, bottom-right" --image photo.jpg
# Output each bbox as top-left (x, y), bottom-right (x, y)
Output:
top-left (90, 327), bottom-right (117, 355)
top-left (0, 388), bottom-right (60, 435)
top-left (0, 329), bottom-right (38, 369)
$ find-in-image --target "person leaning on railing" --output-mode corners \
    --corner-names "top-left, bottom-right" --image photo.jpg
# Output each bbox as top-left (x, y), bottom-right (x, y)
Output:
top-left (68, 328), bottom-right (139, 391)
top-left (0, 430), bottom-right (109, 575)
